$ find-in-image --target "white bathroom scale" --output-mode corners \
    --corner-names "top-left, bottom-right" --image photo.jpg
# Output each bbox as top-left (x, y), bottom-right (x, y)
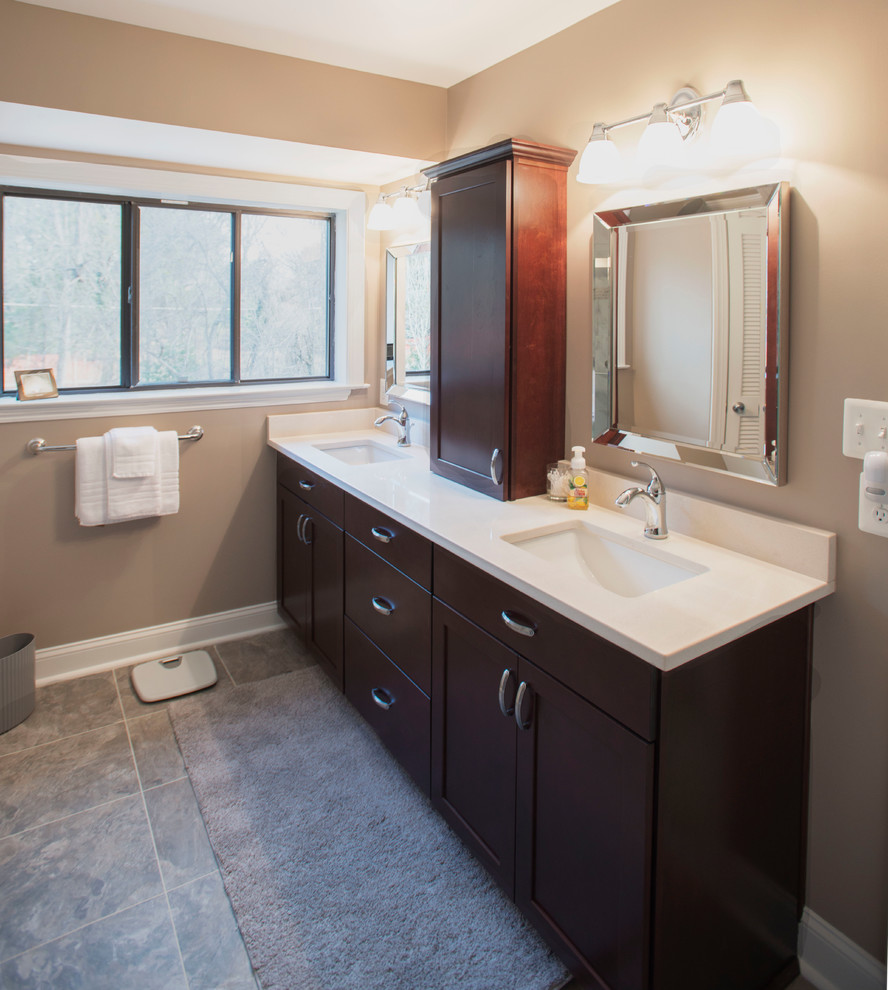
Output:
top-left (131, 650), bottom-right (217, 702)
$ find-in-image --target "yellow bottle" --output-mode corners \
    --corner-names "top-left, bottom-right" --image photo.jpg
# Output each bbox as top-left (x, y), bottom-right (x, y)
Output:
top-left (566, 446), bottom-right (589, 510)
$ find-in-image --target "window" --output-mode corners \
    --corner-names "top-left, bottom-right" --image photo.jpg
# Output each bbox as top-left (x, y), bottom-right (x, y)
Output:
top-left (1, 188), bottom-right (334, 395)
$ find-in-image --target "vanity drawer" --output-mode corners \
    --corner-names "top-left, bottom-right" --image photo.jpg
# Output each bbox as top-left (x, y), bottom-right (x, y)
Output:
top-left (433, 546), bottom-right (658, 741)
top-left (344, 619), bottom-right (430, 795)
top-left (345, 536), bottom-right (431, 696)
top-left (277, 456), bottom-right (343, 526)
top-left (344, 493), bottom-right (432, 590)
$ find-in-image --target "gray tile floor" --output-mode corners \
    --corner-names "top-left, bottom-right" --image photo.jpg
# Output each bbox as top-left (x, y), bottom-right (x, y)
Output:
top-left (0, 628), bottom-right (313, 990)
top-left (1, 627), bottom-right (821, 990)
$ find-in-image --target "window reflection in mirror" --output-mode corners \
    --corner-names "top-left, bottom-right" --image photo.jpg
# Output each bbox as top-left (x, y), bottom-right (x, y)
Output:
top-left (385, 242), bottom-right (430, 401)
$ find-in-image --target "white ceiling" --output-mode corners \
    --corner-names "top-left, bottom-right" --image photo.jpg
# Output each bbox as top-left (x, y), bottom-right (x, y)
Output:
top-left (15, 0), bottom-right (621, 88)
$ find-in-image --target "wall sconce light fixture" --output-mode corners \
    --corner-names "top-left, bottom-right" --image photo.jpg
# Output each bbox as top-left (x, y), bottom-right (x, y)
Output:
top-left (368, 183), bottom-right (431, 231)
top-left (577, 79), bottom-right (776, 184)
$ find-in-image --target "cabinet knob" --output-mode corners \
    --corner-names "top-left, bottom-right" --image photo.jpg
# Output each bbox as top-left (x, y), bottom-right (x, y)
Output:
top-left (298, 479), bottom-right (315, 491)
top-left (490, 448), bottom-right (503, 486)
top-left (371, 596), bottom-right (395, 616)
top-left (498, 668), bottom-right (516, 717)
top-left (371, 687), bottom-right (395, 710)
top-left (515, 681), bottom-right (533, 731)
top-left (501, 610), bottom-right (536, 638)
top-left (732, 402), bottom-right (746, 415)
top-left (371, 526), bottom-right (394, 544)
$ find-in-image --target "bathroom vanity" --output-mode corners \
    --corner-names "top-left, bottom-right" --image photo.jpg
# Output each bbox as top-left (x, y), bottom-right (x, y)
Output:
top-left (269, 415), bottom-right (834, 990)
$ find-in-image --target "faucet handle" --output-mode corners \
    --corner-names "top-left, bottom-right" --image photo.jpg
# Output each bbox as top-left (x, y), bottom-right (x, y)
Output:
top-left (630, 460), bottom-right (664, 497)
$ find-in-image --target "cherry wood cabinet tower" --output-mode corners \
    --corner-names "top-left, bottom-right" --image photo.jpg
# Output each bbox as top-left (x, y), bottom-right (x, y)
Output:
top-left (423, 140), bottom-right (576, 500)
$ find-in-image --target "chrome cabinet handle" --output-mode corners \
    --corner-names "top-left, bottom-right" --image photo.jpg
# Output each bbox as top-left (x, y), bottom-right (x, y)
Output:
top-left (296, 513), bottom-right (306, 543)
top-left (298, 479), bottom-right (315, 491)
top-left (490, 448), bottom-right (503, 486)
top-left (515, 681), bottom-right (533, 731)
top-left (302, 517), bottom-right (313, 545)
top-left (732, 402), bottom-right (746, 414)
top-left (371, 687), bottom-right (394, 710)
top-left (371, 596), bottom-right (395, 616)
top-left (371, 526), bottom-right (394, 544)
top-left (498, 669), bottom-right (516, 717)
top-left (501, 610), bottom-right (536, 638)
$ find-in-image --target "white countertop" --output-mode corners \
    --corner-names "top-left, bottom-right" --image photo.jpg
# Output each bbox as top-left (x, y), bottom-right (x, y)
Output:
top-left (268, 410), bottom-right (835, 672)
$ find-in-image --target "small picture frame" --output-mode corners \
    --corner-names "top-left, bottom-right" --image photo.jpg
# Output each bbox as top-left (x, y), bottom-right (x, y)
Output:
top-left (14, 369), bottom-right (59, 401)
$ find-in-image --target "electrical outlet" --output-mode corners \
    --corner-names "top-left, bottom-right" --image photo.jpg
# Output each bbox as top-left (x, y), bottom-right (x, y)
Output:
top-left (859, 475), bottom-right (888, 537)
top-left (843, 397), bottom-right (888, 459)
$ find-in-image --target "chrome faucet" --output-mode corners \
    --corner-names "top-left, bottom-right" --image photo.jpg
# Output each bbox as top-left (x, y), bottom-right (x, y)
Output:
top-left (615, 461), bottom-right (668, 539)
top-left (374, 401), bottom-right (411, 446)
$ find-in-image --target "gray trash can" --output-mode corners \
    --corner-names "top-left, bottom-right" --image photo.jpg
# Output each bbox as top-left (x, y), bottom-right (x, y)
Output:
top-left (0, 633), bottom-right (35, 734)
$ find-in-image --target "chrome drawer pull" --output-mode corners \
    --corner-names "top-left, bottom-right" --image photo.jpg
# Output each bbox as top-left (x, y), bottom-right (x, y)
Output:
top-left (515, 681), bottom-right (533, 730)
top-left (298, 479), bottom-right (315, 491)
top-left (296, 513), bottom-right (306, 543)
top-left (302, 517), bottom-right (313, 545)
top-left (490, 448), bottom-right (503, 486)
top-left (371, 526), bottom-right (394, 544)
top-left (498, 668), bottom-right (516, 717)
top-left (501, 610), bottom-right (536, 638)
top-left (371, 596), bottom-right (395, 616)
top-left (371, 687), bottom-right (394, 710)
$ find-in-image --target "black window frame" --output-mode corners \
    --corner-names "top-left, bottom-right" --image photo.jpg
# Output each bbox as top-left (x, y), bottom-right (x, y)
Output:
top-left (0, 185), bottom-right (336, 395)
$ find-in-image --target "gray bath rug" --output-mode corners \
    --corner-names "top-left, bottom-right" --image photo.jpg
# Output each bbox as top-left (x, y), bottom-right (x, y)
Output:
top-left (169, 665), bottom-right (570, 990)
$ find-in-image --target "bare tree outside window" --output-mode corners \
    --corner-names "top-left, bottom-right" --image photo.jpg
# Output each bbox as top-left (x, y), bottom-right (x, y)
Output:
top-left (2, 196), bottom-right (122, 391)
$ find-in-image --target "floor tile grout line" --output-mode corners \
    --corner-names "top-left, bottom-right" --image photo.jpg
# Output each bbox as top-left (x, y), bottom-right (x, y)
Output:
top-left (119, 700), bottom-right (192, 989)
top-left (0, 890), bottom-right (173, 968)
top-left (0, 716), bottom-right (127, 762)
top-left (0, 790), bottom-right (144, 842)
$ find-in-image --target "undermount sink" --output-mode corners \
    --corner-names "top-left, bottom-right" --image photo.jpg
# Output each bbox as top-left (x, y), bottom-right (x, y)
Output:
top-left (313, 439), bottom-right (411, 466)
top-left (501, 520), bottom-right (707, 598)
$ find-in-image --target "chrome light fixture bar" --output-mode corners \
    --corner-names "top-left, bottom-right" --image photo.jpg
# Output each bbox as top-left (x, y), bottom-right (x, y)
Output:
top-left (577, 79), bottom-right (772, 184)
top-left (368, 181), bottom-right (431, 231)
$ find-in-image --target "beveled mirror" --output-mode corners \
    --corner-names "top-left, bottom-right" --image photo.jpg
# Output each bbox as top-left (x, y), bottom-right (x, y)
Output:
top-left (591, 182), bottom-right (789, 484)
top-left (384, 241), bottom-right (431, 403)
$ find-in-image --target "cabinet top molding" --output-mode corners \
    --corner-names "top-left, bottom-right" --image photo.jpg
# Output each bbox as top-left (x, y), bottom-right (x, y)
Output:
top-left (423, 139), bottom-right (577, 181)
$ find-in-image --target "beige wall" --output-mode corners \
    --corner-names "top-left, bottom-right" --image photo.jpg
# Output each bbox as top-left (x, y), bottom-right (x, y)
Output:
top-left (0, 0), bottom-right (447, 161)
top-left (447, 0), bottom-right (888, 963)
top-left (1, 0), bottom-right (885, 968)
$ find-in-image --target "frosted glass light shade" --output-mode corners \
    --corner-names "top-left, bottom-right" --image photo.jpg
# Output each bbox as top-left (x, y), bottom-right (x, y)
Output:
top-left (636, 105), bottom-right (685, 174)
top-left (368, 199), bottom-right (396, 230)
top-left (710, 100), bottom-right (778, 161)
top-left (392, 194), bottom-right (424, 228)
top-left (577, 134), bottom-right (623, 184)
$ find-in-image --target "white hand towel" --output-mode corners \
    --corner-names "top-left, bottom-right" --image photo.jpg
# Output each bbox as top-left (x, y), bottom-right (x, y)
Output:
top-left (105, 430), bottom-right (179, 522)
top-left (108, 426), bottom-right (157, 478)
top-left (75, 436), bottom-right (109, 527)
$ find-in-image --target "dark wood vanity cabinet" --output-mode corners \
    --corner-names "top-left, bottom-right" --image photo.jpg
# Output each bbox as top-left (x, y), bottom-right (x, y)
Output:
top-left (277, 459), bottom-right (344, 688)
top-left (424, 140), bottom-right (576, 500)
top-left (276, 458), bottom-right (813, 990)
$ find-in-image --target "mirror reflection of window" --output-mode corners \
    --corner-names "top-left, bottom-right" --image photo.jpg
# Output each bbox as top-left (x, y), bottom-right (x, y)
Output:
top-left (385, 241), bottom-right (430, 396)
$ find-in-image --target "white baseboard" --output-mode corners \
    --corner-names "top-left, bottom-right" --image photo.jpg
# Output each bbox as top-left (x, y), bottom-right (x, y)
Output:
top-left (799, 907), bottom-right (886, 990)
top-left (35, 602), bottom-right (286, 684)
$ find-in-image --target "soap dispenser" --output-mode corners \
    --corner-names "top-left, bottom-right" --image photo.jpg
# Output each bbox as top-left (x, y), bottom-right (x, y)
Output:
top-left (566, 446), bottom-right (589, 510)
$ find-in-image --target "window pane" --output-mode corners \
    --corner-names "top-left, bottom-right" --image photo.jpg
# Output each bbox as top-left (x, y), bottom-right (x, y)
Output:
top-left (403, 246), bottom-right (430, 376)
top-left (138, 207), bottom-right (231, 385)
top-left (2, 196), bottom-right (122, 391)
top-left (240, 214), bottom-right (330, 380)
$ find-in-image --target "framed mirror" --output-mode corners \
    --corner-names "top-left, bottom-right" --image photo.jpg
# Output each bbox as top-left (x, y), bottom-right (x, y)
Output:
top-left (591, 182), bottom-right (789, 484)
top-left (384, 241), bottom-right (431, 403)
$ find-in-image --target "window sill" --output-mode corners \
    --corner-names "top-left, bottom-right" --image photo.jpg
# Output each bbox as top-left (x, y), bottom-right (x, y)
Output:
top-left (0, 381), bottom-right (370, 424)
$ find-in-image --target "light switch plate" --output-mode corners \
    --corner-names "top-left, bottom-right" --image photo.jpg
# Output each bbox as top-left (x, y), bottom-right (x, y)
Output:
top-left (843, 397), bottom-right (888, 459)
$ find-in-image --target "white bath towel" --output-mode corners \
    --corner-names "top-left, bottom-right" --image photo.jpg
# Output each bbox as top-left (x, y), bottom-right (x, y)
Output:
top-left (108, 426), bottom-right (157, 478)
top-left (75, 430), bottom-right (179, 526)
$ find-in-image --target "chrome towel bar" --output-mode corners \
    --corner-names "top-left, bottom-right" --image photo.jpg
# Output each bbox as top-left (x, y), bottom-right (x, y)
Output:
top-left (26, 425), bottom-right (204, 455)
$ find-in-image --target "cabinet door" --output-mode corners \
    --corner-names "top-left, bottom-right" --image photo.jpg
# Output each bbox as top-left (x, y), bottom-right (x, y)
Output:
top-left (431, 600), bottom-right (518, 895)
top-left (430, 159), bottom-right (510, 499)
top-left (303, 508), bottom-right (344, 689)
top-left (278, 484), bottom-right (310, 638)
top-left (514, 657), bottom-right (654, 990)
